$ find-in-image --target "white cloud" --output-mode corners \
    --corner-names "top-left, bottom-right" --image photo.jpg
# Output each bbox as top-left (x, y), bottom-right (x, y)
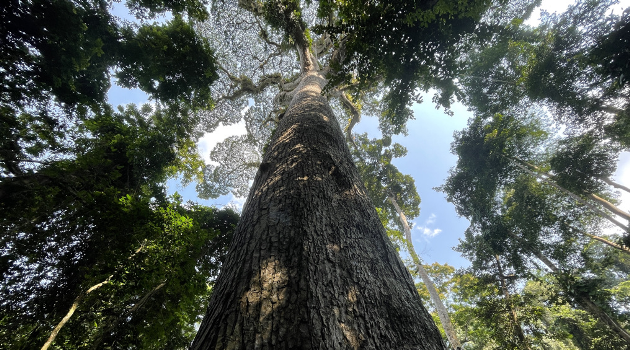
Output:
top-left (226, 195), bottom-right (247, 212)
top-left (422, 228), bottom-right (442, 237)
top-left (414, 213), bottom-right (442, 238)
top-left (197, 119), bottom-right (247, 164)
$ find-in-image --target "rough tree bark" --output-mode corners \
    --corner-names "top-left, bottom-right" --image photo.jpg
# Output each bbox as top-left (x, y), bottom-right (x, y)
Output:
top-left (190, 68), bottom-right (446, 349)
top-left (388, 196), bottom-right (462, 350)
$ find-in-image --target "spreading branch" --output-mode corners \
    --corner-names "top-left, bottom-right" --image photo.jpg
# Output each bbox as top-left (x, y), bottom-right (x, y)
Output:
top-left (41, 278), bottom-right (112, 350)
top-left (333, 89), bottom-right (361, 145)
top-left (217, 66), bottom-right (283, 102)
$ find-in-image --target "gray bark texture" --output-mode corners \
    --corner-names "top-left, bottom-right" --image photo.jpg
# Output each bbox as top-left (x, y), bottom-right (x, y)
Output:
top-left (190, 75), bottom-right (446, 349)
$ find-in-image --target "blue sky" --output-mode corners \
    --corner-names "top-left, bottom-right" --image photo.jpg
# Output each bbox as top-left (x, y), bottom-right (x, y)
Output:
top-left (352, 100), bottom-right (472, 268)
top-left (108, 0), bottom-right (630, 270)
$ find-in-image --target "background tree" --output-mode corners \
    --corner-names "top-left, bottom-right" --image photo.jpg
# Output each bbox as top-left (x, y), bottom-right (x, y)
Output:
top-left (458, 0), bottom-right (630, 167)
top-left (443, 3), bottom-right (630, 344)
top-left (441, 111), bottom-right (630, 346)
top-left (0, 104), bottom-right (241, 349)
top-left (1, 0), bottom-right (217, 179)
top-left (416, 263), bottom-right (624, 349)
top-left (351, 133), bottom-right (463, 349)
top-left (0, 0), bottom-right (243, 349)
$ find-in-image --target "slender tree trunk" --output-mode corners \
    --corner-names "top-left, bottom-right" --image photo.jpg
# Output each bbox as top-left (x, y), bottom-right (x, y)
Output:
top-left (511, 156), bottom-right (630, 224)
top-left (191, 68), bottom-right (446, 349)
top-left (603, 177), bottom-right (630, 195)
top-left (41, 242), bottom-right (145, 349)
top-left (493, 255), bottom-right (529, 349)
top-left (586, 193), bottom-right (630, 222)
top-left (41, 279), bottom-right (110, 350)
top-left (388, 196), bottom-right (462, 350)
top-left (507, 232), bottom-right (630, 346)
top-left (583, 232), bottom-right (630, 255)
top-left (510, 157), bottom-right (630, 233)
top-left (90, 281), bottom-right (167, 349)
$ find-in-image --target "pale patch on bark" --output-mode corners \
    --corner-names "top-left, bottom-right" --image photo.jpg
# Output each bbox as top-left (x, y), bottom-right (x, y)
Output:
top-left (240, 258), bottom-right (289, 345)
top-left (347, 286), bottom-right (358, 303)
top-left (340, 323), bottom-right (363, 349)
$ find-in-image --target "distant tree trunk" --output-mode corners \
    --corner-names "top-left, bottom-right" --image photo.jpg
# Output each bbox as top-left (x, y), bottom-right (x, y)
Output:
top-left (493, 255), bottom-right (529, 349)
top-left (583, 232), bottom-right (630, 255)
top-left (510, 156), bottom-right (630, 225)
top-left (586, 193), bottom-right (630, 223)
top-left (41, 279), bottom-right (110, 350)
top-left (191, 69), bottom-right (446, 349)
top-left (603, 177), bottom-right (630, 195)
top-left (507, 232), bottom-right (630, 346)
top-left (509, 157), bottom-right (630, 233)
top-left (388, 196), bottom-right (462, 350)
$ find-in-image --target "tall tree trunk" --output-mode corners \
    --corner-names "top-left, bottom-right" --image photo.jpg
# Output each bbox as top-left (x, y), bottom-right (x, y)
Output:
top-left (388, 196), bottom-right (462, 350)
top-left (511, 156), bottom-right (630, 225)
top-left (191, 69), bottom-right (446, 349)
top-left (493, 255), bottom-right (529, 349)
top-left (509, 157), bottom-right (630, 233)
top-left (603, 177), bottom-right (630, 195)
top-left (507, 232), bottom-right (630, 346)
top-left (41, 279), bottom-right (110, 350)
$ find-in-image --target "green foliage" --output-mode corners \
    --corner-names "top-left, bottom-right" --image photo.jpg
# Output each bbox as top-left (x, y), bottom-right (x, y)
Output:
top-left (0, 0), bottom-right (233, 348)
top-left (441, 91), bottom-right (630, 346)
top-left (589, 10), bottom-right (630, 94)
top-left (413, 264), bottom-right (562, 349)
top-left (262, 0), bottom-right (308, 46)
top-left (318, 0), bottom-right (508, 133)
top-left (351, 133), bottom-right (420, 231)
top-left (412, 262), bottom-right (629, 349)
top-left (255, 0), bottom-right (531, 136)
top-left (414, 263), bottom-right (458, 308)
top-left (125, 0), bottom-right (212, 21)
top-left (117, 16), bottom-right (217, 109)
top-left (461, 0), bottom-right (629, 136)
top-left (0, 0), bottom-right (218, 179)
top-left (549, 134), bottom-right (618, 194)
top-left (0, 104), bottom-right (240, 349)
top-left (605, 108), bottom-right (630, 148)
top-left (1, 0), bottom-right (116, 107)
top-left (440, 113), bottom-right (548, 221)
top-left (523, 277), bottom-right (628, 350)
